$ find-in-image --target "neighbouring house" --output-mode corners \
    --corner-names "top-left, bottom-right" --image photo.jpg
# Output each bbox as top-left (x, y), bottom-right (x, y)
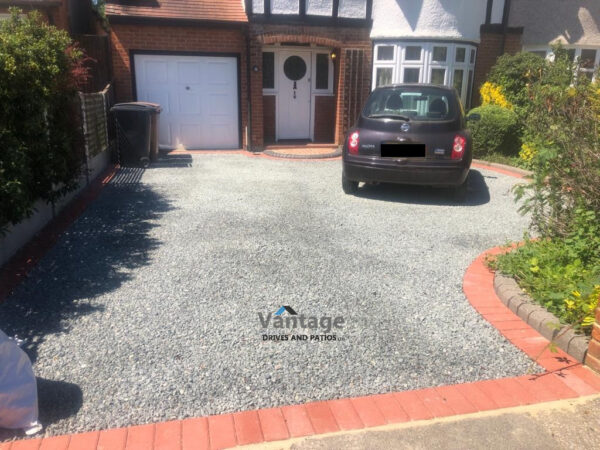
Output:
top-left (105, 0), bottom-right (600, 151)
top-left (509, 0), bottom-right (600, 80)
top-left (0, 0), bottom-right (112, 92)
top-left (0, 0), bottom-right (97, 35)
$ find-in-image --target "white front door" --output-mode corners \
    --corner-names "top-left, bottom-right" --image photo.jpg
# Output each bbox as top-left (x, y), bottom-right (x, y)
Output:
top-left (277, 51), bottom-right (311, 140)
top-left (134, 54), bottom-right (239, 150)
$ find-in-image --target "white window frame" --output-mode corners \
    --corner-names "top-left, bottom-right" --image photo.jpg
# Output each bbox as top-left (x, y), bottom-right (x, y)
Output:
top-left (311, 51), bottom-right (334, 95)
top-left (375, 44), bottom-right (397, 63)
top-left (524, 45), bottom-right (600, 82)
top-left (372, 41), bottom-right (477, 106)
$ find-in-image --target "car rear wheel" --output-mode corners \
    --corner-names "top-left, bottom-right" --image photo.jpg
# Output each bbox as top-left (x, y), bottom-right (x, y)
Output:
top-left (342, 173), bottom-right (359, 194)
top-left (452, 178), bottom-right (468, 201)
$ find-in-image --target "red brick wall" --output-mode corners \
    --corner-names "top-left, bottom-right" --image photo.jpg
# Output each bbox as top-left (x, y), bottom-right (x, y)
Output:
top-left (109, 23), bottom-right (248, 147)
top-left (473, 28), bottom-right (523, 106)
top-left (586, 305), bottom-right (600, 373)
top-left (314, 95), bottom-right (336, 143)
top-left (263, 95), bottom-right (276, 143)
top-left (248, 23), bottom-right (371, 149)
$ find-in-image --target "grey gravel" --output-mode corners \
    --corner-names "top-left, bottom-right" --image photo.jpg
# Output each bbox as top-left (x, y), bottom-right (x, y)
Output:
top-left (0, 154), bottom-right (540, 438)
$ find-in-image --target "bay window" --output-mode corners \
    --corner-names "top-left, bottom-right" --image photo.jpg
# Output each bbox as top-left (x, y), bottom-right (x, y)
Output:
top-left (372, 42), bottom-right (477, 107)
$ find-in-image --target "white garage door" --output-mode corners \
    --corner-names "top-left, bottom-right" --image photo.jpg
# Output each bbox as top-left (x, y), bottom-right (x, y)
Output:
top-left (134, 54), bottom-right (239, 150)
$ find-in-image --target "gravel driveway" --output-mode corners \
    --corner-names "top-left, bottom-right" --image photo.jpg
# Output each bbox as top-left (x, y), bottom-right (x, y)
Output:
top-left (0, 153), bottom-right (538, 438)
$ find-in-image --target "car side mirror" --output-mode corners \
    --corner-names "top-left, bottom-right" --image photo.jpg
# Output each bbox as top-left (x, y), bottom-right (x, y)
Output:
top-left (466, 113), bottom-right (481, 122)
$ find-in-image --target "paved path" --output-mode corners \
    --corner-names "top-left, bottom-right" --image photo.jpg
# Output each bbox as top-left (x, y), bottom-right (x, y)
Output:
top-left (259, 396), bottom-right (600, 450)
top-left (1, 154), bottom-right (535, 438)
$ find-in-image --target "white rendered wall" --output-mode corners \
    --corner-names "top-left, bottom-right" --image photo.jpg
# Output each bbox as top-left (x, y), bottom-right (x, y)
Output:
top-left (307, 0), bottom-right (333, 16)
top-left (271, 0), bottom-right (299, 14)
top-left (338, 0), bottom-right (367, 18)
top-left (490, 0), bottom-right (505, 24)
top-left (371, 0), bottom-right (487, 42)
top-left (254, 0), bottom-right (366, 18)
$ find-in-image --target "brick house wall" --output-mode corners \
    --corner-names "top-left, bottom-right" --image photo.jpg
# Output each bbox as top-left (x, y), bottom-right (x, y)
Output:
top-left (109, 23), bottom-right (249, 148)
top-left (248, 23), bottom-right (371, 149)
top-left (472, 24), bottom-right (523, 106)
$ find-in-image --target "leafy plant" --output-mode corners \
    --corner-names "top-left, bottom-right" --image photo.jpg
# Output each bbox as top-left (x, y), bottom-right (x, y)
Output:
top-left (0, 9), bottom-right (88, 230)
top-left (467, 105), bottom-right (521, 158)
top-left (488, 235), bottom-right (600, 332)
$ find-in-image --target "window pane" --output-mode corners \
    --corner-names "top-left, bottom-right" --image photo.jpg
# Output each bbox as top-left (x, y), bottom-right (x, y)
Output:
top-left (363, 86), bottom-right (456, 121)
top-left (262, 52), bottom-right (275, 89)
top-left (455, 47), bottom-right (466, 63)
top-left (377, 46), bottom-right (394, 61)
top-left (566, 49), bottom-right (576, 62)
top-left (579, 70), bottom-right (594, 81)
top-left (376, 67), bottom-right (393, 87)
top-left (432, 46), bottom-right (447, 62)
top-left (581, 49), bottom-right (597, 69)
top-left (466, 70), bottom-right (474, 108)
top-left (403, 67), bottom-right (420, 83)
top-left (453, 69), bottom-right (464, 96)
top-left (431, 68), bottom-right (445, 85)
top-left (405, 46), bottom-right (422, 61)
top-left (470, 49), bottom-right (476, 64)
top-left (316, 54), bottom-right (329, 89)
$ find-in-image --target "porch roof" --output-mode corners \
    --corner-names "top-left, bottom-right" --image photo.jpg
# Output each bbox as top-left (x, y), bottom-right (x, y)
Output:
top-left (105, 0), bottom-right (248, 24)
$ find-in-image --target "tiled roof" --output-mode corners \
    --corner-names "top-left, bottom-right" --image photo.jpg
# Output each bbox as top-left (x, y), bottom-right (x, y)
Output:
top-left (105, 0), bottom-right (248, 23)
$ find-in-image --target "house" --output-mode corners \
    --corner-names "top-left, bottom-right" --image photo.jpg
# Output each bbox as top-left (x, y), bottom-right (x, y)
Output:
top-left (106, 0), bottom-right (372, 151)
top-left (105, 0), bottom-right (600, 151)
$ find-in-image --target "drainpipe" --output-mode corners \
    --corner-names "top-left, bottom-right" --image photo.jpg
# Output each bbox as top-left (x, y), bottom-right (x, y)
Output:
top-left (500, 0), bottom-right (513, 54)
top-left (246, 25), bottom-right (253, 152)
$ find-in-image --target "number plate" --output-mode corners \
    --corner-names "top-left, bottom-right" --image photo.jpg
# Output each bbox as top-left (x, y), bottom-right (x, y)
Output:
top-left (381, 143), bottom-right (426, 158)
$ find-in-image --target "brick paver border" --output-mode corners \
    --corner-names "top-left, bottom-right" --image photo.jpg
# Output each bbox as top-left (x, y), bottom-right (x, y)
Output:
top-left (3, 160), bottom-right (599, 450)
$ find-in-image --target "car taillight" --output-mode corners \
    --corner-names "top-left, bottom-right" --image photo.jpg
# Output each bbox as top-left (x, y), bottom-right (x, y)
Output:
top-left (451, 135), bottom-right (466, 160)
top-left (348, 131), bottom-right (360, 154)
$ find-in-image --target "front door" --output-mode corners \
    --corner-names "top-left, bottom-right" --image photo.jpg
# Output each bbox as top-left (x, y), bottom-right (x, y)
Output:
top-left (277, 51), bottom-right (311, 140)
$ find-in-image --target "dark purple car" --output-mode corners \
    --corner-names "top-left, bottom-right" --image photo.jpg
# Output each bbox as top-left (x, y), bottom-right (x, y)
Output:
top-left (342, 84), bottom-right (480, 198)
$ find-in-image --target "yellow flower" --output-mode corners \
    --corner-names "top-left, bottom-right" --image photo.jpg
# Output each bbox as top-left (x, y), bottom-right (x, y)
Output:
top-left (519, 143), bottom-right (537, 162)
top-left (565, 299), bottom-right (575, 310)
top-left (480, 82), bottom-right (513, 110)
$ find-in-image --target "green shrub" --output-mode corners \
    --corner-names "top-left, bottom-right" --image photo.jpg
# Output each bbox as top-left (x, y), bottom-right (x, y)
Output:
top-left (0, 9), bottom-right (87, 231)
top-left (488, 233), bottom-right (600, 333)
top-left (487, 52), bottom-right (548, 111)
top-left (486, 47), bottom-right (600, 332)
top-left (468, 105), bottom-right (520, 158)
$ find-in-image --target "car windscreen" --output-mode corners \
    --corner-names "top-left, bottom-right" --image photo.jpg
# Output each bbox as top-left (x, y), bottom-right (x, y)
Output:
top-left (362, 87), bottom-right (458, 122)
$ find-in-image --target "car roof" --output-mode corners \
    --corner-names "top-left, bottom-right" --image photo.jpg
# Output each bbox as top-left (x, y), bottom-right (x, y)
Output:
top-left (375, 83), bottom-right (456, 93)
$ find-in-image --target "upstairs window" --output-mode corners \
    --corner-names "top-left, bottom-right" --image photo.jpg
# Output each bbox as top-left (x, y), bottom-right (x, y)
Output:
top-left (377, 46), bottom-right (394, 61)
top-left (432, 47), bottom-right (447, 63)
top-left (405, 46), bottom-right (422, 61)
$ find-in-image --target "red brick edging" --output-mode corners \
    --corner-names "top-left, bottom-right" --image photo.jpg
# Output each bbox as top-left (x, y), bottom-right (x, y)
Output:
top-left (3, 159), bottom-right (599, 450)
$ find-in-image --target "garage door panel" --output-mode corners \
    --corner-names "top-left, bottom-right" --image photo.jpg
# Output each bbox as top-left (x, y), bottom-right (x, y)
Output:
top-left (208, 93), bottom-right (233, 116)
top-left (144, 61), bottom-right (168, 84)
top-left (134, 54), bottom-right (239, 150)
top-left (177, 61), bottom-right (202, 85)
top-left (178, 93), bottom-right (202, 115)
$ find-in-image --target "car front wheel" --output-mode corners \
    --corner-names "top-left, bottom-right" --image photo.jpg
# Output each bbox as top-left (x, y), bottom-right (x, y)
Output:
top-left (342, 173), bottom-right (359, 194)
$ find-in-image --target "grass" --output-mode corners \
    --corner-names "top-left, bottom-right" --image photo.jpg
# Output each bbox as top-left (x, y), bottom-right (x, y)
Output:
top-left (476, 153), bottom-right (529, 170)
